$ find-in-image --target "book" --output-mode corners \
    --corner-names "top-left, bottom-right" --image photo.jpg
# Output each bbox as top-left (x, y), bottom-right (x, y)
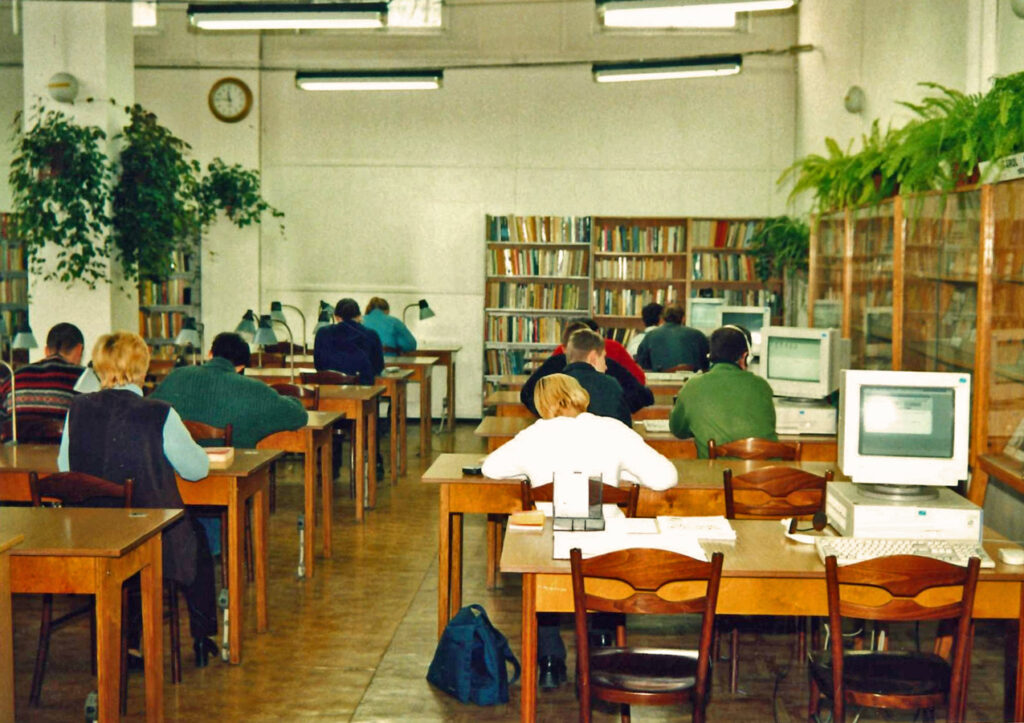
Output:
top-left (206, 447), bottom-right (235, 469)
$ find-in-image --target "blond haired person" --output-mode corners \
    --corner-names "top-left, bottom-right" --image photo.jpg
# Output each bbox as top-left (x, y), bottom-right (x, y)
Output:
top-left (58, 332), bottom-right (220, 666)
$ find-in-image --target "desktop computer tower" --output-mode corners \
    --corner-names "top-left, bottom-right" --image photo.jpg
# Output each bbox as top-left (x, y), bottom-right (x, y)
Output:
top-left (826, 482), bottom-right (982, 542)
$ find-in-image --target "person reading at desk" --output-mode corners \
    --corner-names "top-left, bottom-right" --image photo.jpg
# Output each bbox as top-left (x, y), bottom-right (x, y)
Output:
top-left (362, 296), bottom-right (417, 355)
top-left (313, 297), bottom-right (385, 384)
top-left (57, 331), bottom-right (221, 667)
top-left (482, 374), bottom-right (676, 689)
top-left (0, 322), bottom-right (85, 434)
top-left (635, 302), bottom-right (709, 372)
top-left (669, 324), bottom-right (776, 458)
top-left (561, 328), bottom-right (631, 426)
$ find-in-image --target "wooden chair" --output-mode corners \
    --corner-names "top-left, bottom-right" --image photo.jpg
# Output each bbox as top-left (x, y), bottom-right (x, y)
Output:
top-left (707, 436), bottom-right (801, 461)
top-left (2, 415), bottom-right (65, 444)
top-left (263, 341), bottom-right (307, 354)
top-left (809, 554), bottom-right (981, 723)
top-left (520, 479), bottom-right (640, 518)
top-left (300, 370), bottom-right (359, 386)
top-left (570, 547), bottom-right (724, 723)
top-left (253, 351), bottom-right (286, 368)
top-left (718, 464), bottom-right (832, 693)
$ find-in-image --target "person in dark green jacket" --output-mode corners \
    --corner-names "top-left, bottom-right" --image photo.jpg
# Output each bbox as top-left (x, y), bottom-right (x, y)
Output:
top-left (669, 325), bottom-right (776, 458)
top-left (151, 332), bottom-right (308, 449)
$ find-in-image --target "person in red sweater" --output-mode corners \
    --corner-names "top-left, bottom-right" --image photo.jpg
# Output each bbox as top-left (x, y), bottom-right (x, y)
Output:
top-left (551, 319), bottom-right (645, 385)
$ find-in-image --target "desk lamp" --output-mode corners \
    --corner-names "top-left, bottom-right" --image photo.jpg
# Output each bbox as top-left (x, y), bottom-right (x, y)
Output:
top-left (235, 310), bottom-right (257, 343)
top-left (12, 322), bottom-right (37, 366)
top-left (266, 312), bottom-right (297, 382)
top-left (253, 314), bottom-right (278, 368)
top-left (270, 301), bottom-right (306, 351)
top-left (312, 301), bottom-right (333, 338)
top-left (402, 299), bottom-right (435, 327)
top-left (175, 316), bottom-right (203, 365)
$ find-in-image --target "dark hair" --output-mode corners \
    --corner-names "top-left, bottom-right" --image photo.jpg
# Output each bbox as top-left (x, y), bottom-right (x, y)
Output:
top-left (560, 318), bottom-right (598, 346)
top-left (46, 323), bottom-right (84, 355)
top-left (566, 329), bottom-right (605, 362)
top-left (709, 325), bottom-right (752, 365)
top-left (365, 296), bottom-right (389, 314)
top-left (663, 304), bottom-right (685, 325)
top-left (334, 298), bottom-right (361, 321)
top-left (211, 332), bottom-right (251, 368)
top-left (641, 302), bottom-right (663, 327)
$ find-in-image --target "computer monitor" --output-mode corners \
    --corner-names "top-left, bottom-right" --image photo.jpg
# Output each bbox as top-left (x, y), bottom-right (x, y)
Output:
top-left (812, 299), bottom-right (842, 329)
top-left (758, 326), bottom-right (849, 399)
top-left (687, 297), bottom-right (724, 334)
top-left (837, 369), bottom-right (971, 498)
top-left (720, 306), bottom-right (771, 355)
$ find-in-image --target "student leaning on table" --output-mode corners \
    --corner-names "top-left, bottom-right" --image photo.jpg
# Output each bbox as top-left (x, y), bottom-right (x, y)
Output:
top-left (482, 373), bottom-right (676, 689)
top-left (58, 331), bottom-right (221, 667)
top-left (669, 324), bottom-right (777, 458)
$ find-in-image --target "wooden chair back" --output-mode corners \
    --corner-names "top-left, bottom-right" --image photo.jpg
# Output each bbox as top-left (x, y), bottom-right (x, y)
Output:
top-left (0, 470), bottom-right (40, 505)
top-left (723, 465), bottom-right (832, 521)
top-left (521, 479), bottom-right (640, 518)
top-left (300, 370), bottom-right (359, 386)
top-left (664, 363), bottom-right (695, 372)
top-left (707, 436), bottom-right (801, 461)
top-left (263, 342), bottom-right (307, 354)
top-left (821, 554), bottom-right (981, 723)
top-left (271, 383), bottom-right (320, 410)
top-left (35, 472), bottom-right (134, 508)
top-left (254, 352), bottom-right (286, 368)
top-left (183, 420), bottom-right (233, 446)
top-left (3, 415), bottom-right (65, 444)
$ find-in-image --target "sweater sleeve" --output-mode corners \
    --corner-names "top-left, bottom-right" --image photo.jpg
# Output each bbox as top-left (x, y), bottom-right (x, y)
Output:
top-left (669, 394), bottom-right (693, 440)
top-left (163, 408), bottom-right (211, 481)
top-left (606, 340), bottom-right (646, 385)
top-left (614, 424), bottom-right (677, 491)
top-left (635, 335), bottom-right (652, 371)
top-left (395, 320), bottom-right (417, 353)
top-left (480, 430), bottom-right (531, 479)
top-left (606, 359), bottom-right (653, 412)
top-left (249, 383), bottom-right (309, 444)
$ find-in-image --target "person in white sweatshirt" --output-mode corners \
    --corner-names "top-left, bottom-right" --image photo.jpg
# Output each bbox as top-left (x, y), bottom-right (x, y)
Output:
top-left (481, 373), bottom-right (677, 689)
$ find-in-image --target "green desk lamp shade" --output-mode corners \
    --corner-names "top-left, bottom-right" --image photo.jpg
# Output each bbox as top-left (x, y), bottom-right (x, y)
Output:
top-left (175, 316), bottom-right (202, 347)
top-left (12, 324), bottom-right (37, 350)
top-left (313, 307), bottom-right (332, 336)
top-left (236, 309), bottom-right (258, 341)
top-left (270, 301), bottom-right (287, 324)
top-left (253, 314), bottom-right (278, 346)
top-left (403, 298), bottom-right (435, 326)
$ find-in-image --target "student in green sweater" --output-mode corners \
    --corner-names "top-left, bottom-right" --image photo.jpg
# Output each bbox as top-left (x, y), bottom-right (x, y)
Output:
top-left (151, 332), bottom-right (308, 448)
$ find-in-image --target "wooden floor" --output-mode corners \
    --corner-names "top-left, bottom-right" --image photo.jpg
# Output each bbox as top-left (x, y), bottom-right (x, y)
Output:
top-left (9, 422), bottom-right (1014, 721)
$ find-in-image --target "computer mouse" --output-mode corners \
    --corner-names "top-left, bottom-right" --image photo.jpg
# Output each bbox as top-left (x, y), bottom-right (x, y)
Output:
top-left (998, 547), bottom-right (1024, 566)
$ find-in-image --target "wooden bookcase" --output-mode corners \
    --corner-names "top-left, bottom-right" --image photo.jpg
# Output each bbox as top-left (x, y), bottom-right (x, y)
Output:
top-left (483, 215), bottom-right (591, 383)
top-left (0, 213), bottom-right (29, 360)
top-left (138, 245), bottom-right (201, 352)
top-left (688, 217), bottom-right (778, 310)
top-left (849, 202), bottom-right (895, 370)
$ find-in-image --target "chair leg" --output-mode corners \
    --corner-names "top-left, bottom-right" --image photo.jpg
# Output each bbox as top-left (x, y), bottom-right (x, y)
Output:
top-left (167, 581), bottom-right (181, 685)
top-left (729, 627), bottom-right (739, 693)
top-left (29, 593), bottom-right (54, 706)
top-left (807, 670), bottom-right (820, 723)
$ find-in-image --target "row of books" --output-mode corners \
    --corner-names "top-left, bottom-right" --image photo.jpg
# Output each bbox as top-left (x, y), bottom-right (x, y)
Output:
top-left (0, 242), bottom-right (25, 273)
top-left (484, 349), bottom-right (530, 376)
top-left (486, 215), bottom-right (591, 245)
top-left (689, 219), bottom-right (762, 250)
top-left (139, 279), bottom-right (195, 307)
top-left (594, 287), bottom-right (679, 317)
top-left (0, 277), bottom-right (28, 304)
top-left (486, 315), bottom-right (566, 344)
top-left (595, 224), bottom-right (685, 254)
top-left (605, 326), bottom-right (639, 347)
top-left (594, 257), bottom-right (684, 281)
top-left (485, 282), bottom-right (587, 311)
top-left (488, 247), bottom-right (588, 277)
top-left (691, 252), bottom-right (756, 282)
top-left (139, 311), bottom-right (187, 341)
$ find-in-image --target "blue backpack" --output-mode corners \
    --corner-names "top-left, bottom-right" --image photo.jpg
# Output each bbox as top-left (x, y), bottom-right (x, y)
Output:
top-left (427, 604), bottom-right (521, 705)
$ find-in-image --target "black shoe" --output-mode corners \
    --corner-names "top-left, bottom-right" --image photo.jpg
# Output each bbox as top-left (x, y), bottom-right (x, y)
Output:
top-left (193, 637), bottom-right (218, 668)
top-left (538, 656), bottom-right (566, 690)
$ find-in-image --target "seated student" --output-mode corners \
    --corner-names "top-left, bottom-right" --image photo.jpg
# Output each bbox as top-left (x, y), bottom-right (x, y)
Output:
top-left (58, 332), bottom-right (220, 666)
top-left (520, 320), bottom-right (653, 415)
top-left (626, 301), bottom-right (663, 357)
top-left (562, 328), bottom-right (631, 426)
top-left (0, 322), bottom-right (85, 429)
top-left (635, 302), bottom-right (710, 372)
top-left (313, 298), bottom-right (385, 384)
top-left (669, 325), bottom-right (777, 458)
top-left (361, 297), bottom-right (417, 355)
top-left (483, 373), bottom-right (676, 688)
top-left (150, 332), bottom-right (308, 448)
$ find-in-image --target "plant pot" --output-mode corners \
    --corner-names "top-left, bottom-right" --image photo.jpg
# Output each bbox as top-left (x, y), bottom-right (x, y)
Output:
top-left (952, 163), bottom-right (981, 188)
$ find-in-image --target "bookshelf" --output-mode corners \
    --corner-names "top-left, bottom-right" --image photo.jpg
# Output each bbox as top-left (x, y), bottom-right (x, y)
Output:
top-left (688, 217), bottom-right (778, 311)
top-left (483, 215), bottom-right (591, 382)
top-left (0, 213), bottom-right (29, 359)
top-left (138, 245), bottom-right (201, 351)
top-left (808, 209), bottom-right (847, 332)
top-left (849, 202), bottom-right (895, 369)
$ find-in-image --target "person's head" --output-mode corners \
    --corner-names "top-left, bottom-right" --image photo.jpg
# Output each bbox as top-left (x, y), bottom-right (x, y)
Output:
top-left (92, 332), bottom-right (150, 389)
top-left (560, 318), bottom-right (598, 347)
top-left (641, 302), bottom-right (664, 328)
top-left (210, 332), bottom-right (251, 370)
top-left (365, 297), bottom-right (390, 315)
top-left (533, 374), bottom-right (590, 420)
top-left (565, 329), bottom-right (607, 373)
top-left (709, 325), bottom-right (753, 369)
top-left (334, 298), bottom-right (361, 322)
top-left (45, 322), bottom-right (84, 364)
top-left (662, 304), bottom-right (685, 325)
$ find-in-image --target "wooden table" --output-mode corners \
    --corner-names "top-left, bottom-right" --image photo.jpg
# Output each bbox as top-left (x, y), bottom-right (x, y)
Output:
top-left (390, 355), bottom-right (438, 459)
top-left (317, 384), bottom-right (385, 521)
top-left (0, 533), bottom-right (22, 723)
top-left (376, 369), bottom-right (413, 482)
top-left (501, 518), bottom-right (1024, 723)
top-left (176, 449), bottom-right (281, 665)
top-left (423, 453), bottom-right (840, 637)
top-left (484, 390), bottom-right (674, 420)
top-left (5, 507), bottom-right (181, 722)
top-left (414, 344), bottom-right (461, 432)
top-left (257, 411), bottom-right (342, 577)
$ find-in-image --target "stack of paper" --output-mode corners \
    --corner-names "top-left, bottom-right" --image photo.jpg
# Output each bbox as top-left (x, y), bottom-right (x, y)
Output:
top-left (643, 419), bottom-right (671, 434)
top-left (656, 516), bottom-right (737, 541)
top-left (554, 517), bottom-right (706, 561)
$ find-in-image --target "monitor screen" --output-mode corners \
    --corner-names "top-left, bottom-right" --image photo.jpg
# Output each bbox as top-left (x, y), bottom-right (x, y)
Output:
top-left (720, 306), bottom-right (770, 349)
top-left (858, 386), bottom-right (955, 458)
top-left (688, 298), bottom-right (723, 330)
top-left (765, 336), bottom-right (821, 383)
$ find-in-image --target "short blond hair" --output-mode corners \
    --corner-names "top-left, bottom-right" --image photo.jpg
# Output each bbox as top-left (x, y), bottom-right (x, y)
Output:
top-left (92, 332), bottom-right (150, 389)
top-left (534, 374), bottom-right (589, 419)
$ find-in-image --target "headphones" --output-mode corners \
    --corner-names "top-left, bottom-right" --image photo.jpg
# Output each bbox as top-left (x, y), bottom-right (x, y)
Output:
top-left (722, 324), bottom-right (752, 356)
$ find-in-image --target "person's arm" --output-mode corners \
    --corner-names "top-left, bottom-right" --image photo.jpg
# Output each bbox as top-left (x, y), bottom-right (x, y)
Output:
top-left (395, 319), bottom-right (417, 353)
top-left (163, 408), bottom-right (210, 481)
top-left (635, 336), bottom-right (652, 371)
top-left (365, 329), bottom-right (385, 375)
top-left (480, 430), bottom-right (531, 479)
top-left (669, 395), bottom-right (693, 440)
top-left (251, 385), bottom-right (309, 442)
top-left (614, 424), bottom-right (677, 490)
top-left (57, 412), bottom-right (71, 471)
top-left (606, 359), bottom-right (653, 413)
top-left (518, 354), bottom-right (565, 416)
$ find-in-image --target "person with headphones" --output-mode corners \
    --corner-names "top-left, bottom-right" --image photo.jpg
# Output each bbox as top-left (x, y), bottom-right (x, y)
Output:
top-left (668, 324), bottom-right (777, 458)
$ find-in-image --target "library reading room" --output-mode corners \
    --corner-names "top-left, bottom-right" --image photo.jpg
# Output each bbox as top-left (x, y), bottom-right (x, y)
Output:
top-left (4, 1), bottom-right (1024, 722)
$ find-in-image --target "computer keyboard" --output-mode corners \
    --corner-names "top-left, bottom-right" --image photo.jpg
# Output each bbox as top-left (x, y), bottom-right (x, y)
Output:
top-left (814, 536), bottom-right (995, 569)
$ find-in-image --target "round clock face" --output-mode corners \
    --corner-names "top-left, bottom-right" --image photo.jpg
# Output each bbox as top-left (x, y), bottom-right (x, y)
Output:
top-left (209, 78), bottom-right (253, 123)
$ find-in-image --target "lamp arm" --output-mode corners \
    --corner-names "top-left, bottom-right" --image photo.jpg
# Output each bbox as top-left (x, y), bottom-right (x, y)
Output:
top-left (281, 304), bottom-right (307, 349)
top-left (270, 319), bottom-right (295, 382)
top-left (402, 303), bottom-right (416, 328)
top-left (0, 360), bottom-right (16, 445)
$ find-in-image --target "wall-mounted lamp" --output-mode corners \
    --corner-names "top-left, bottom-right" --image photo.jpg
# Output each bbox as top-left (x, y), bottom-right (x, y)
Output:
top-left (187, 2), bottom-right (387, 30)
top-left (295, 70), bottom-right (443, 92)
top-left (844, 85), bottom-right (865, 114)
top-left (593, 54), bottom-right (742, 83)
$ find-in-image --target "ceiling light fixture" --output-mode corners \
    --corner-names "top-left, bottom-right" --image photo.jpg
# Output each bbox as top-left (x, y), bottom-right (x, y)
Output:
top-left (598, 0), bottom-right (794, 29)
top-left (295, 70), bottom-right (443, 91)
top-left (187, 2), bottom-right (387, 31)
top-left (593, 54), bottom-right (742, 83)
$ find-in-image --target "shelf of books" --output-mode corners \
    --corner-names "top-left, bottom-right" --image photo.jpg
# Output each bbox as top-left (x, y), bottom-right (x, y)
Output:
top-left (0, 214), bottom-right (28, 359)
top-left (808, 210), bottom-right (847, 332)
top-left (138, 246), bottom-right (201, 350)
top-left (688, 218), bottom-right (779, 308)
top-left (484, 215), bottom-right (591, 383)
top-left (848, 201), bottom-right (895, 369)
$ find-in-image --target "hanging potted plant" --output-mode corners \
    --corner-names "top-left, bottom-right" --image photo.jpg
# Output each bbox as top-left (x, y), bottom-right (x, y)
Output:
top-left (199, 158), bottom-right (284, 230)
top-left (8, 105), bottom-right (113, 287)
top-left (745, 215), bottom-right (810, 284)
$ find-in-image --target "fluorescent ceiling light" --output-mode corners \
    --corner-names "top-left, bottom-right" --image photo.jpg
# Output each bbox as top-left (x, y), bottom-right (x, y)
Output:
top-left (599, 0), bottom-right (794, 28)
top-left (295, 70), bottom-right (443, 91)
top-left (593, 55), bottom-right (742, 83)
top-left (187, 3), bottom-right (387, 30)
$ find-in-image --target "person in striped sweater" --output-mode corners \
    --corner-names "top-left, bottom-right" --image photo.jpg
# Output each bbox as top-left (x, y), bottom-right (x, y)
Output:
top-left (0, 323), bottom-right (84, 437)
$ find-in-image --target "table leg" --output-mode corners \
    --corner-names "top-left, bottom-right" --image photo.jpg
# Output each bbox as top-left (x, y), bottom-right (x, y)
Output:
top-left (253, 483), bottom-right (269, 633)
top-left (139, 537), bottom-right (163, 723)
top-left (95, 561), bottom-right (125, 722)
top-left (388, 392), bottom-right (399, 485)
top-left (438, 486), bottom-right (452, 638)
top-left (354, 405), bottom-right (365, 522)
top-left (447, 358), bottom-right (456, 431)
top-left (451, 512), bottom-right (463, 614)
top-left (228, 487), bottom-right (244, 664)
top-left (486, 515), bottom-right (502, 589)
top-left (521, 574), bottom-right (538, 723)
top-left (368, 401), bottom-right (378, 509)
top-left (320, 432), bottom-right (333, 558)
top-left (398, 384), bottom-right (408, 476)
top-left (303, 435), bottom-right (316, 578)
top-left (420, 372), bottom-right (432, 459)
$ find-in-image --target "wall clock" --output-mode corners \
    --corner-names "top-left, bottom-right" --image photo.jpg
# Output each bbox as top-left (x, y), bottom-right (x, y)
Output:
top-left (208, 77), bottom-right (253, 123)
